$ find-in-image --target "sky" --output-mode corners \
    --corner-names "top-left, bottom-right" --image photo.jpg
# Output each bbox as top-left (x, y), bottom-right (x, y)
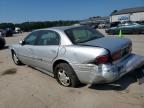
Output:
top-left (0, 0), bottom-right (144, 23)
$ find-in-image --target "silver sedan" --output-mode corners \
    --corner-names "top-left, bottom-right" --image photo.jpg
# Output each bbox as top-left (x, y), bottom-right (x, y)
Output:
top-left (10, 25), bottom-right (144, 87)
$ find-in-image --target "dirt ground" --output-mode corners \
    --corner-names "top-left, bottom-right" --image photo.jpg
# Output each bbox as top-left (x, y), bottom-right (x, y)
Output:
top-left (0, 30), bottom-right (144, 108)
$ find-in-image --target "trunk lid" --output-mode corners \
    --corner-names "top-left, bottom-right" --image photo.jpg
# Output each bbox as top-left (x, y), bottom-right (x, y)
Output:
top-left (78, 37), bottom-right (132, 54)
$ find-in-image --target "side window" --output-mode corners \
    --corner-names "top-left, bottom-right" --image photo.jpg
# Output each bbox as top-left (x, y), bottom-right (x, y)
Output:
top-left (24, 32), bottom-right (37, 45)
top-left (37, 31), bottom-right (59, 45)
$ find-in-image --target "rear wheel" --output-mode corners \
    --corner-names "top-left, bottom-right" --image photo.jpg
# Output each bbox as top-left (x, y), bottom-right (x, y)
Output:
top-left (12, 51), bottom-right (23, 65)
top-left (54, 63), bottom-right (80, 87)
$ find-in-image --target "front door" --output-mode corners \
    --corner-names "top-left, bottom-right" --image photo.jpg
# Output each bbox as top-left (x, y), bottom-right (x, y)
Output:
top-left (17, 31), bottom-right (38, 66)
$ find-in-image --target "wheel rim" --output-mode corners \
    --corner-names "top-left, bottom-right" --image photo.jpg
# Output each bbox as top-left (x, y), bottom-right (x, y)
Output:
top-left (57, 69), bottom-right (70, 86)
top-left (13, 54), bottom-right (19, 64)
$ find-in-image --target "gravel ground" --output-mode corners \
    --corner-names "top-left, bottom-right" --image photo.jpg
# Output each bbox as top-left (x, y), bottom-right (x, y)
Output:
top-left (0, 31), bottom-right (144, 108)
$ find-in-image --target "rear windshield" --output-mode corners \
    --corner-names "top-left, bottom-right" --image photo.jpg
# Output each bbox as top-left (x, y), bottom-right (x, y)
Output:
top-left (65, 27), bottom-right (104, 44)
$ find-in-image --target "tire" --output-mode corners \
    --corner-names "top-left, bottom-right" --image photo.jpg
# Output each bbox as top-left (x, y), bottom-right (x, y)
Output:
top-left (0, 40), bottom-right (5, 49)
top-left (12, 51), bottom-right (23, 65)
top-left (54, 63), bottom-right (80, 87)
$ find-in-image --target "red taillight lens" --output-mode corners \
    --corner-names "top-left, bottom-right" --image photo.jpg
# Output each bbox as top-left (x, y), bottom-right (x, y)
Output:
top-left (95, 55), bottom-right (110, 65)
top-left (112, 51), bottom-right (121, 61)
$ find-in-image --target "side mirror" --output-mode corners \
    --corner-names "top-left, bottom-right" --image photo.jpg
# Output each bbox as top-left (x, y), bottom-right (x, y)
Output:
top-left (19, 40), bottom-right (25, 45)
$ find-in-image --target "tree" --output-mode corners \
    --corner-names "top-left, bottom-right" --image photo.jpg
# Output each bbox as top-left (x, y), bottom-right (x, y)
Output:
top-left (110, 10), bottom-right (118, 15)
top-left (0, 20), bottom-right (79, 31)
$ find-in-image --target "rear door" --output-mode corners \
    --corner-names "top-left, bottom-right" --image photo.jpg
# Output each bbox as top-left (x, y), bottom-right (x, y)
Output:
top-left (33, 30), bottom-right (60, 73)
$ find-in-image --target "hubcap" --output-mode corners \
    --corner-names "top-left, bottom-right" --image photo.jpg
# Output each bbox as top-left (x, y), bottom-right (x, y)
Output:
top-left (13, 54), bottom-right (19, 64)
top-left (58, 69), bottom-right (70, 86)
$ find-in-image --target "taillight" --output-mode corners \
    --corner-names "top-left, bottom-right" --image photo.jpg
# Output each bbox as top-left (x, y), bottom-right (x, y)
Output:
top-left (95, 55), bottom-right (110, 65)
top-left (112, 51), bottom-right (121, 61)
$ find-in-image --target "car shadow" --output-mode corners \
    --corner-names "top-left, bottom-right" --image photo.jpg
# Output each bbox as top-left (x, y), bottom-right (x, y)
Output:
top-left (88, 72), bottom-right (137, 91)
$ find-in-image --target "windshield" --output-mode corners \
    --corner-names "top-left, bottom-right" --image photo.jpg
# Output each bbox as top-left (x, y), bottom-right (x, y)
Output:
top-left (65, 27), bottom-right (104, 44)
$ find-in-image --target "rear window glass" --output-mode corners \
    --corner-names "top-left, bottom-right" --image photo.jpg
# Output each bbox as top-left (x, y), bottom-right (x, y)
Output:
top-left (65, 27), bottom-right (104, 44)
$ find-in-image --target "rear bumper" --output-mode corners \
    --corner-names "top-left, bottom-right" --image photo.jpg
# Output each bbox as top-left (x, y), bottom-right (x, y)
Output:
top-left (71, 54), bottom-right (144, 84)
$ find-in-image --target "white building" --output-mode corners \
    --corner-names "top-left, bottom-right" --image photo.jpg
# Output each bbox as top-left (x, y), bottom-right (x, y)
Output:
top-left (110, 7), bottom-right (144, 23)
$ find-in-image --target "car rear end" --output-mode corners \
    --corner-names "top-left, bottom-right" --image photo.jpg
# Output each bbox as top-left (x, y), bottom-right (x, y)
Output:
top-left (88, 41), bottom-right (144, 84)
top-left (73, 38), bottom-right (144, 84)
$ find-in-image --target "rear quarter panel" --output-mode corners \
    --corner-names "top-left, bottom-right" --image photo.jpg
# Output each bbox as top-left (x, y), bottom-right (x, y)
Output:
top-left (54, 45), bottom-right (109, 64)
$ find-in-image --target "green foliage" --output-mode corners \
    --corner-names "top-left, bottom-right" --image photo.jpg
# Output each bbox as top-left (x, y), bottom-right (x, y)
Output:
top-left (0, 20), bottom-right (79, 31)
top-left (110, 10), bottom-right (118, 15)
top-left (0, 23), bottom-right (15, 30)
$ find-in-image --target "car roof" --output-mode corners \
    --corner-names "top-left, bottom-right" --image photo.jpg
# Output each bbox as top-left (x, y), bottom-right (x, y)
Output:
top-left (35, 25), bottom-right (86, 32)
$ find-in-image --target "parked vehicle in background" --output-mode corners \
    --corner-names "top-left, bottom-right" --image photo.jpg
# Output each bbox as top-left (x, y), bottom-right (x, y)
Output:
top-left (10, 25), bottom-right (144, 87)
top-left (5, 28), bottom-right (13, 37)
top-left (106, 22), bottom-right (144, 35)
top-left (0, 29), bottom-right (6, 37)
top-left (0, 34), bottom-right (6, 49)
top-left (90, 24), bottom-right (98, 29)
top-left (15, 27), bottom-right (22, 34)
top-left (98, 23), bottom-right (106, 29)
top-left (104, 23), bottom-right (111, 29)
